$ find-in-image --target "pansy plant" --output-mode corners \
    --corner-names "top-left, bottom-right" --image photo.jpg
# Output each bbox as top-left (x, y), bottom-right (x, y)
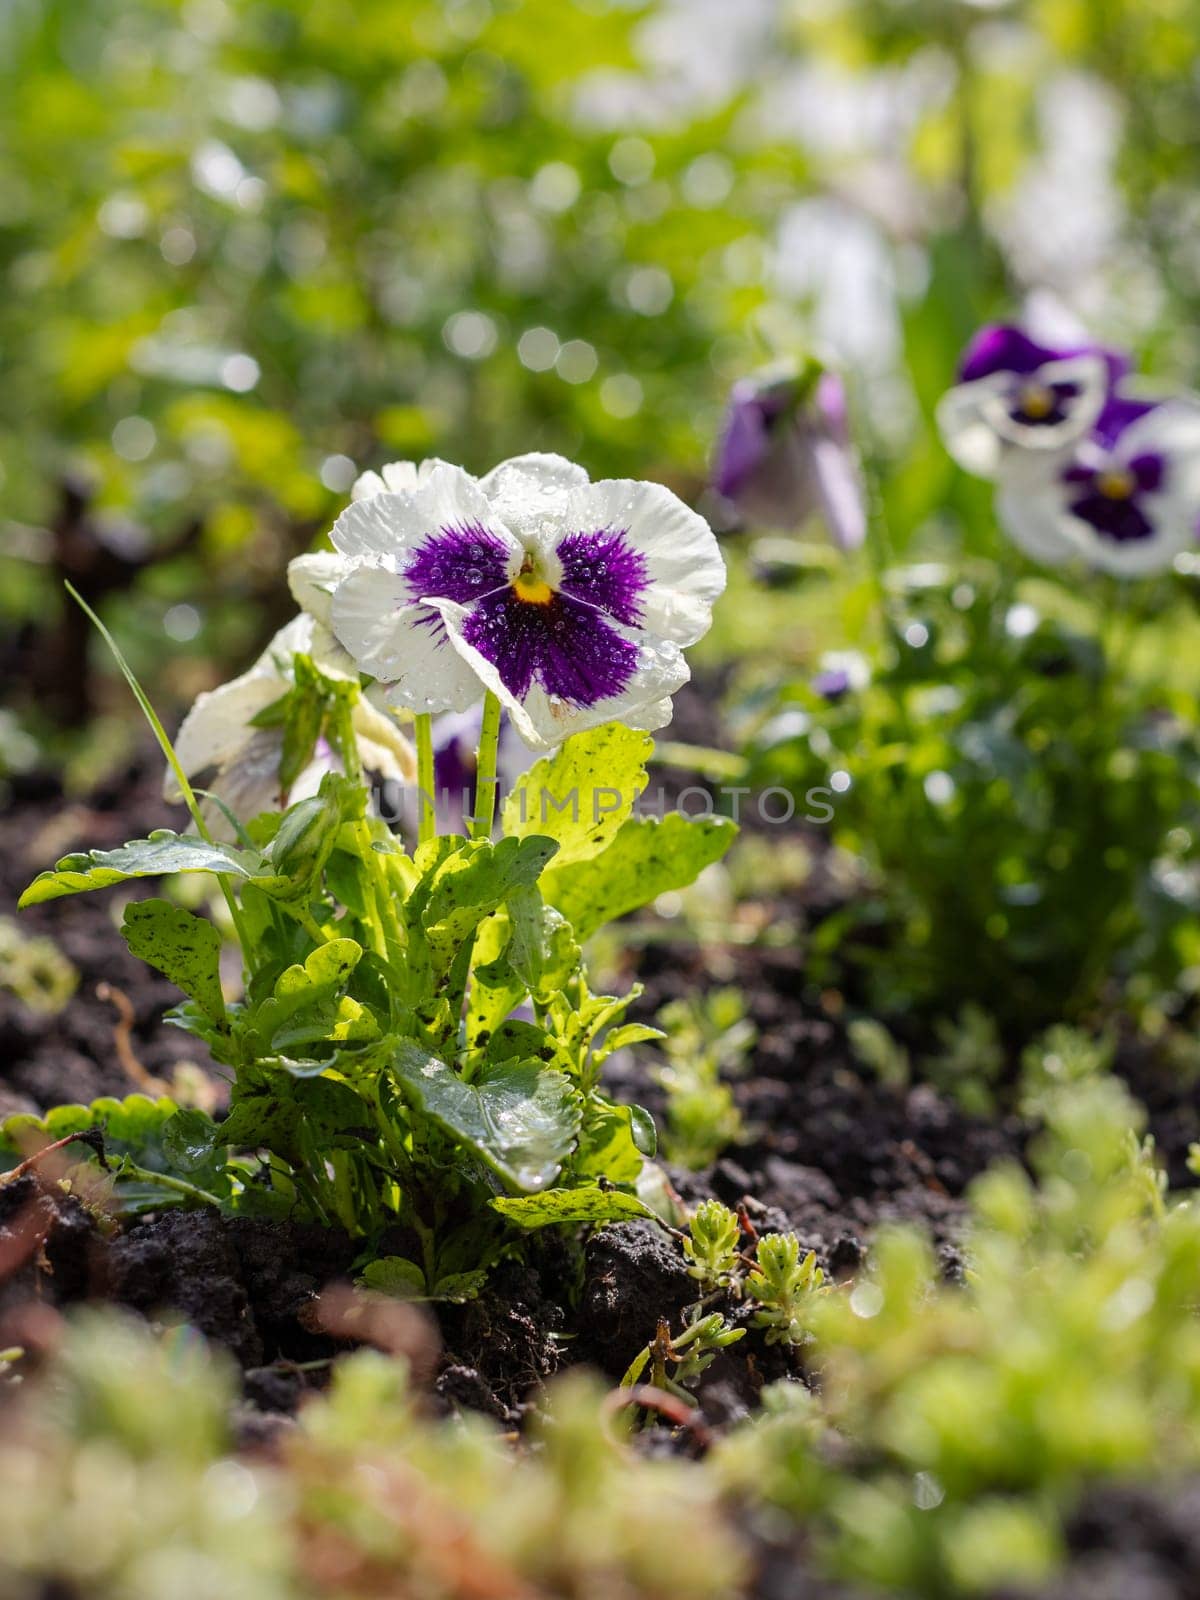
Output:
top-left (13, 458), bottom-right (735, 1296)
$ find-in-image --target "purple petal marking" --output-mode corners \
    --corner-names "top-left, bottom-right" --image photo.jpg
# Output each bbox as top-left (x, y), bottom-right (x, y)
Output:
top-left (958, 322), bottom-right (1130, 386)
top-left (404, 523), bottom-right (512, 606)
top-left (1130, 452), bottom-right (1165, 492)
top-left (1068, 489), bottom-right (1155, 543)
top-left (555, 528), bottom-right (649, 626)
top-left (1092, 396), bottom-right (1159, 450)
top-left (1062, 448), bottom-right (1166, 545)
top-left (461, 590), bottom-right (639, 707)
top-left (960, 325), bottom-right (1060, 382)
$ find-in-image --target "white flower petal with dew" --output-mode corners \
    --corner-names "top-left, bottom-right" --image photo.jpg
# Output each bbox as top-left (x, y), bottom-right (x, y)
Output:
top-left (563, 478), bottom-right (726, 646)
top-left (168, 675), bottom-right (285, 803)
top-left (332, 566), bottom-right (484, 714)
top-left (351, 457), bottom-right (447, 502)
top-left (478, 452), bottom-right (591, 554)
top-left (288, 550), bottom-right (351, 629)
top-left (331, 466), bottom-right (517, 564)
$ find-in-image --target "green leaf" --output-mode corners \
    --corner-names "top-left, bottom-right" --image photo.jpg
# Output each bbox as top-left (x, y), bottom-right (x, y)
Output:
top-left (492, 1185), bottom-right (656, 1228)
top-left (19, 833), bottom-right (261, 907)
top-left (359, 1257), bottom-right (427, 1298)
top-left (506, 887), bottom-right (581, 997)
top-left (542, 814), bottom-right (738, 939)
top-left (595, 1023), bottom-right (666, 1063)
top-left (161, 1108), bottom-right (219, 1173)
top-left (0, 1093), bottom-right (180, 1155)
top-left (422, 835), bottom-right (560, 973)
top-left (429, 1269), bottom-right (488, 1303)
top-left (391, 1039), bottom-right (581, 1191)
top-left (574, 1102), bottom-right (648, 1184)
top-left (219, 1072), bottom-right (368, 1166)
top-left (621, 1344), bottom-right (653, 1387)
top-left (121, 900), bottom-right (227, 1027)
top-left (250, 938), bottom-right (365, 1053)
top-left (502, 723), bottom-right (652, 867)
top-left (466, 913), bottom-right (527, 1047)
top-left (630, 1104), bottom-right (658, 1157)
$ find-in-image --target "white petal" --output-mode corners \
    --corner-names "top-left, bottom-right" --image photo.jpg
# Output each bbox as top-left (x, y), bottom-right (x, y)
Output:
top-left (1081, 514), bottom-right (1197, 576)
top-left (1116, 399), bottom-right (1200, 490)
top-left (167, 674), bottom-right (284, 799)
top-left (331, 465), bottom-right (519, 564)
top-left (351, 458), bottom-right (450, 501)
top-left (430, 598), bottom-right (690, 751)
top-left (994, 469), bottom-right (1082, 567)
top-left (478, 452), bottom-right (591, 552)
top-left (201, 726), bottom-right (289, 831)
top-left (563, 479), bottom-right (725, 647)
top-left (936, 374), bottom-right (1011, 478)
top-left (255, 613), bottom-right (316, 670)
top-left (350, 698), bottom-right (417, 782)
top-left (351, 469), bottom-right (388, 502)
top-left (331, 566), bottom-right (482, 713)
top-left (288, 551), bottom-right (352, 626)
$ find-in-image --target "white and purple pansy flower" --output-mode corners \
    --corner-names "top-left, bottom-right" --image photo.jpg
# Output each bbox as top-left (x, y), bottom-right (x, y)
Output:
top-left (996, 394), bottom-right (1200, 576)
top-left (713, 366), bottom-right (866, 551)
top-left (320, 453), bottom-right (726, 750)
top-left (937, 324), bottom-right (1129, 479)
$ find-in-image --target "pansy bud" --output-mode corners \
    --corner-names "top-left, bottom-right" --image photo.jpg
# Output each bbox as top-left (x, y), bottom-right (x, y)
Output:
top-left (713, 365), bottom-right (866, 551)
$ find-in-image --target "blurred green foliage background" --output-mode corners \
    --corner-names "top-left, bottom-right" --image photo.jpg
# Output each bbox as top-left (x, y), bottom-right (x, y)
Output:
top-left (3, 0), bottom-right (1199, 758)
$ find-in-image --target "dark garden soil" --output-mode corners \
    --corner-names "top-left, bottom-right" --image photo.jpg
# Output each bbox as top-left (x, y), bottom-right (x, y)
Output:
top-left (3, 750), bottom-right (1200, 1598)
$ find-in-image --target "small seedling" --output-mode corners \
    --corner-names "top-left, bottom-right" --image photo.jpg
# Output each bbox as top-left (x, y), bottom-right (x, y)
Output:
top-left (683, 1198), bottom-right (743, 1291)
top-left (746, 1232), bottom-right (826, 1346)
top-left (654, 987), bottom-right (755, 1168)
top-left (622, 1311), bottom-right (746, 1401)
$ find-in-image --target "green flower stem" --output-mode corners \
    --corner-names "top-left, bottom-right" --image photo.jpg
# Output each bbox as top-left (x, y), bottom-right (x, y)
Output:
top-left (470, 691), bottom-right (503, 840)
top-left (291, 905), bottom-right (333, 947)
top-left (415, 712), bottom-right (436, 845)
top-left (118, 1163), bottom-right (224, 1210)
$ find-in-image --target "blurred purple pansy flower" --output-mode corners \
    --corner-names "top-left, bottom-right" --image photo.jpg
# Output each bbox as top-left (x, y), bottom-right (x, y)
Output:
top-left (997, 394), bottom-right (1200, 575)
top-left (713, 367), bottom-right (866, 551)
top-left (414, 706), bottom-right (534, 836)
top-left (937, 323), bottom-right (1129, 479)
top-left (811, 650), bottom-right (870, 703)
top-left (317, 453), bottom-right (725, 751)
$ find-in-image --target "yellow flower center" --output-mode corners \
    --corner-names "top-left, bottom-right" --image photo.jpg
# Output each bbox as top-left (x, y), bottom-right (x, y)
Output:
top-left (512, 563), bottom-right (556, 605)
top-left (1096, 468), bottom-right (1136, 500)
top-left (1018, 382), bottom-right (1055, 420)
